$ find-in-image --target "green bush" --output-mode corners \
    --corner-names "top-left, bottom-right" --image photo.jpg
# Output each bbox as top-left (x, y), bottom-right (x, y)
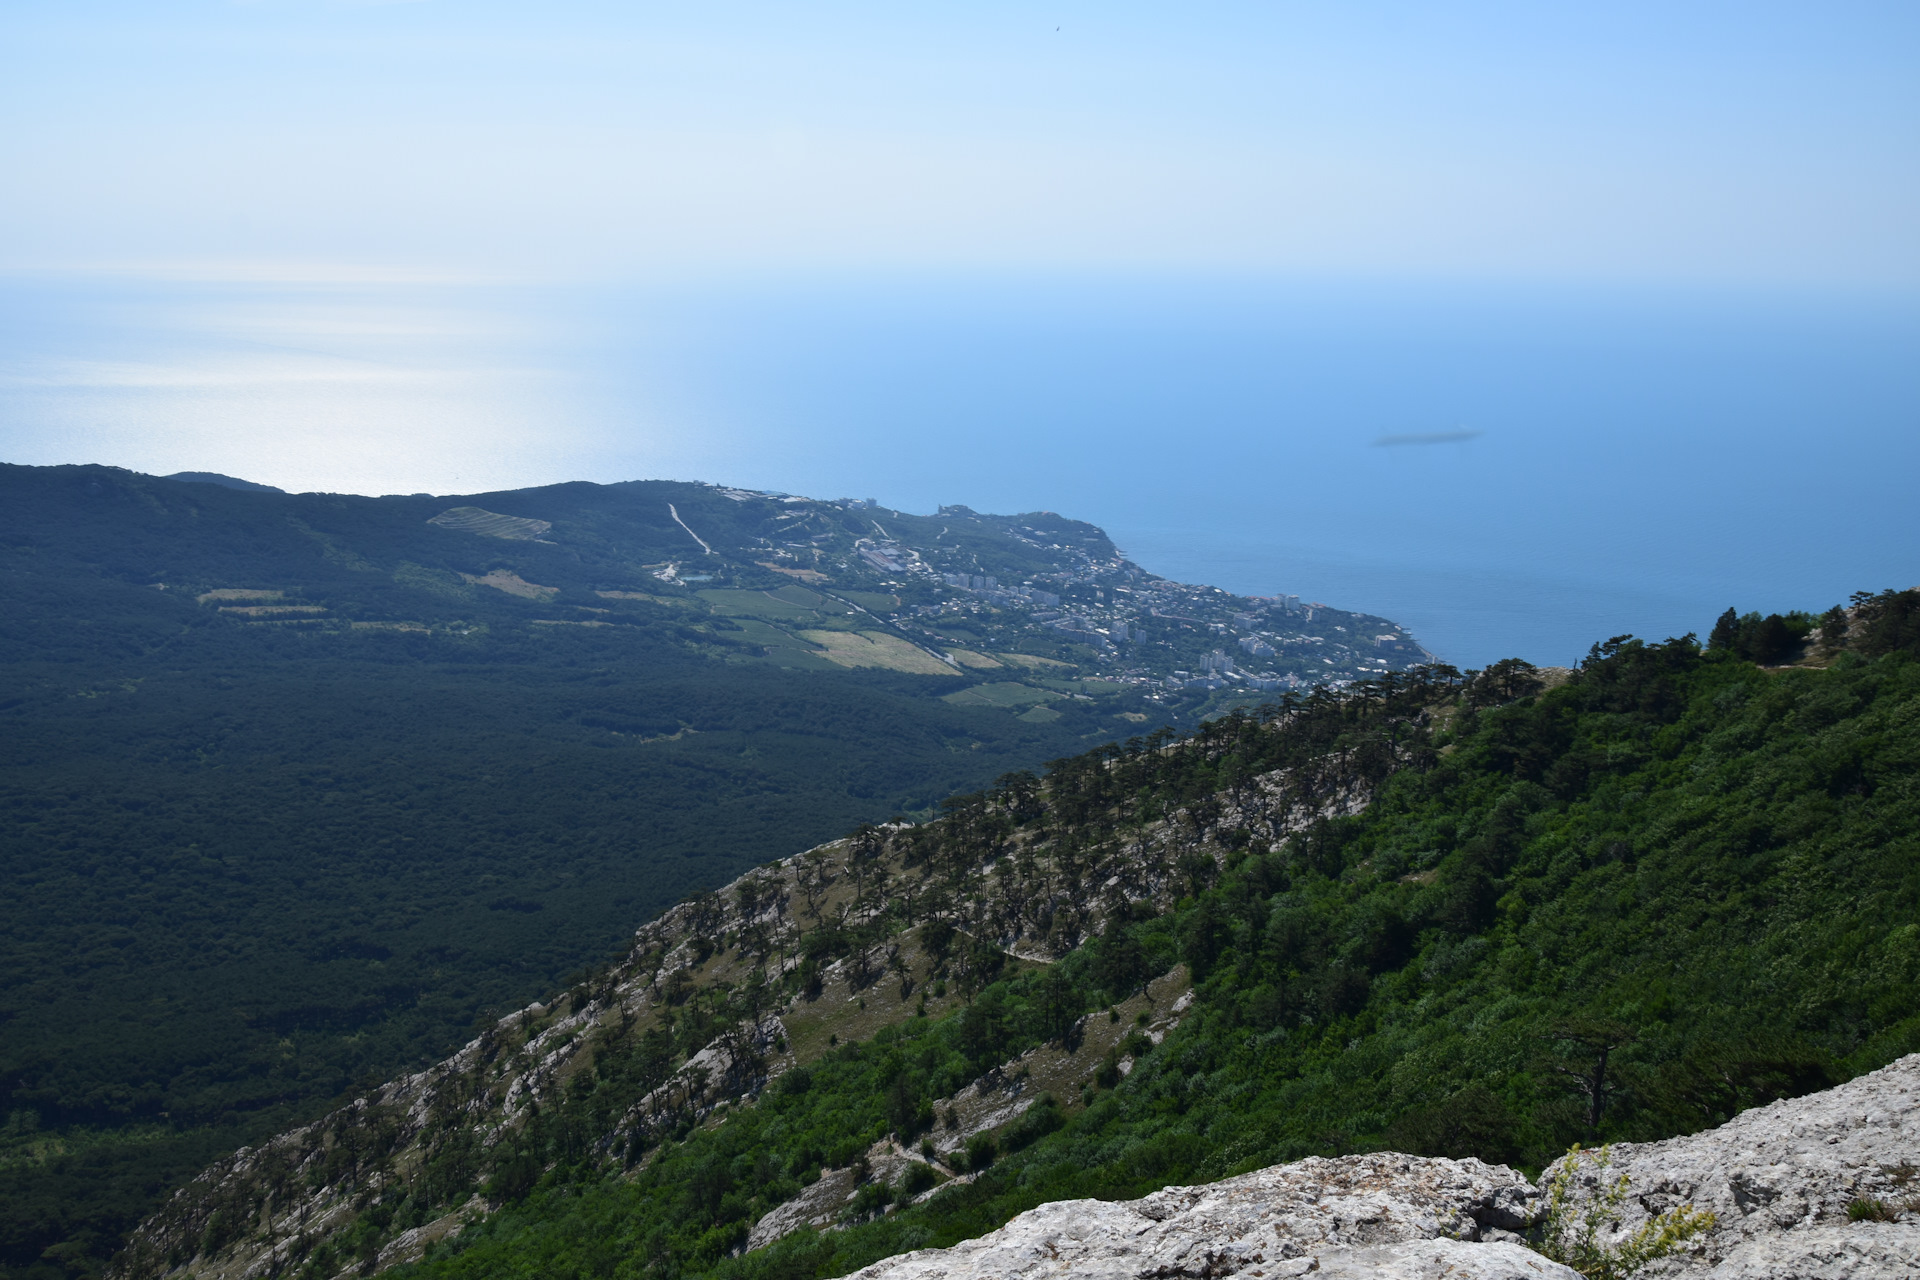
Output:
top-left (1535, 1145), bottom-right (1715, 1279)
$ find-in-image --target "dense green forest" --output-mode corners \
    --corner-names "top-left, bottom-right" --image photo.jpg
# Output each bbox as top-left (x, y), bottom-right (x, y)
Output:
top-left (398, 605), bottom-right (1920, 1280)
top-left (116, 588), bottom-right (1920, 1280)
top-left (0, 655), bottom-right (1092, 1262)
top-left (5, 464), bottom-right (1246, 1279)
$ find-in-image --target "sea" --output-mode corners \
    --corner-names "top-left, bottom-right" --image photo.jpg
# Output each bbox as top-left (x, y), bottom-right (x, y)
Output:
top-left (2, 269), bottom-right (1916, 669)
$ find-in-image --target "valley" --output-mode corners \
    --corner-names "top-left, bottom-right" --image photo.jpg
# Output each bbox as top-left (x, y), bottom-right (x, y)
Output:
top-left (110, 599), bottom-right (1920, 1280)
top-left (0, 463), bottom-right (1423, 1278)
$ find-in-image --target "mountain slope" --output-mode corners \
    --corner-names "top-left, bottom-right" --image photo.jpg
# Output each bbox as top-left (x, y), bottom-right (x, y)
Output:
top-left (115, 606), bottom-right (1920, 1280)
top-left (0, 463), bottom-right (1426, 1279)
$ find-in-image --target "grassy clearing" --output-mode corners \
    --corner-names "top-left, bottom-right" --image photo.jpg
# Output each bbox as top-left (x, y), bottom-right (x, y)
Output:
top-left (946, 649), bottom-right (1005, 670)
top-left (716, 619), bottom-right (822, 652)
top-left (596, 590), bottom-right (695, 607)
top-left (699, 589), bottom-right (838, 622)
top-left (942, 682), bottom-right (1061, 709)
top-left (997, 653), bottom-right (1073, 670)
top-left (195, 589), bottom-right (282, 604)
top-left (769, 584), bottom-right (830, 608)
top-left (780, 936), bottom-right (988, 1067)
top-left (461, 570), bottom-right (558, 600)
top-left (799, 631), bottom-right (956, 675)
top-left (0, 1121), bottom-right (180, 1173)
top-left (756, 561), bottom-right (830, 584)
top-left (1017, 705), bottom-right (1063, 723)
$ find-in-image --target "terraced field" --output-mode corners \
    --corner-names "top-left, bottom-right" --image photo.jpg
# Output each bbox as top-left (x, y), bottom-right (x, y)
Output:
top-left (426, 505), bottom-right (553, 540)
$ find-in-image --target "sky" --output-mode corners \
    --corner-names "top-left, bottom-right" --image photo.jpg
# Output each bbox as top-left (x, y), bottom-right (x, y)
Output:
top-left (3, 1), bottom-right (1916, 286)
top-left (2, 3), bottom-right (1916, 664)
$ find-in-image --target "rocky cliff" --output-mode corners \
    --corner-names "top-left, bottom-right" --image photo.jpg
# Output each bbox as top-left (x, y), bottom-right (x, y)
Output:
top-left (113, 722), bottom-right (1390, 1280)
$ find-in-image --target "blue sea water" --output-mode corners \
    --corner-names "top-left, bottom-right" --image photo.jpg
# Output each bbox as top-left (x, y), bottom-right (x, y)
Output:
top-left (3, 271), bottom-right (1916, 668)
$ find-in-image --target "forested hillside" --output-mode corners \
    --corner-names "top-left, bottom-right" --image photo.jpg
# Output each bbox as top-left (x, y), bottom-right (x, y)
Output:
top-left (1, 464), bottom-right (1432, 1279)
top-left (118, 589), bottom-right (1920, 1280)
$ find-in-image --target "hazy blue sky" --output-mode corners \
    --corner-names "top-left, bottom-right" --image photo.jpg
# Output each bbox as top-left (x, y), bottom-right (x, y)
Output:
top-left (4, 2), bottom-right (1916, 286)
top-left (3, 4), bottom-right (1916, 663)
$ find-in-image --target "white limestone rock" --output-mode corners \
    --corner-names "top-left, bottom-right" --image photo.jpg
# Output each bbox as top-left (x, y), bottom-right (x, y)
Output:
top-left (1313, 1238), bottom-right (1578, 1279)
top-left (1704, 1223), bottom-right (1920, 1279)
top-left (843, 1054), bottom-right (1920, 1280)
top-left (1539, 1052), bottom-right (1920, 1275)
top-left (746, 1141), bottom-right (937, 1251)
top-left (846, 1153), bottom-right (1565, 1280)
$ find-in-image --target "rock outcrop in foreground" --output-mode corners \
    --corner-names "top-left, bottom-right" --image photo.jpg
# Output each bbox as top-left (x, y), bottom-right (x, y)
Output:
top-left (849, 1053), bottom-right (1920, 1280)
top-left (1543, 1049), bottom-right (1920, 1278)
top-left (852, 1153), bottom-right (1565, 1279)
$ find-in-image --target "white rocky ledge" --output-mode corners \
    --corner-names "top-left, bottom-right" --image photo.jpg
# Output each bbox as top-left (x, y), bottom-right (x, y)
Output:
top-left (845, 1053), bottom-right (1920, 1280)
top-left (849, 1153), bottom-right (1564, 1280)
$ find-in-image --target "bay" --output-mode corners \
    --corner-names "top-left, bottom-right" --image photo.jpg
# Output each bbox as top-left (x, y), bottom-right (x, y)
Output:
top-left (3, 270), bottom-right (1915, 667)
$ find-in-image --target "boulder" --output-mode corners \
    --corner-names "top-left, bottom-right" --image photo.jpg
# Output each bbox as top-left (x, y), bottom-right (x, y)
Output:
top-left (847, 1153), bottom-right (1569, 1279)
top-left (1539, 1051), bottom-right (1920, 1275)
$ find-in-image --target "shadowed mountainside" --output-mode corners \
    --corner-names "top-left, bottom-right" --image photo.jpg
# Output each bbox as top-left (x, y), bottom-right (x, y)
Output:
top-left (114, 599), bottom-right (1920, 1280)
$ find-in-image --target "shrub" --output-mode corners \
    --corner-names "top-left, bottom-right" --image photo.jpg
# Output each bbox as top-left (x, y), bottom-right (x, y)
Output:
top-left (898, 1162), bottom-right (937, 1197)
top-left (1003, 1095), bottom-right (1064, 1152)
top-left (1534, 1145), bottom-right (1715, 1279)
top-left (846, 1181), bottom-right (891, 1221)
